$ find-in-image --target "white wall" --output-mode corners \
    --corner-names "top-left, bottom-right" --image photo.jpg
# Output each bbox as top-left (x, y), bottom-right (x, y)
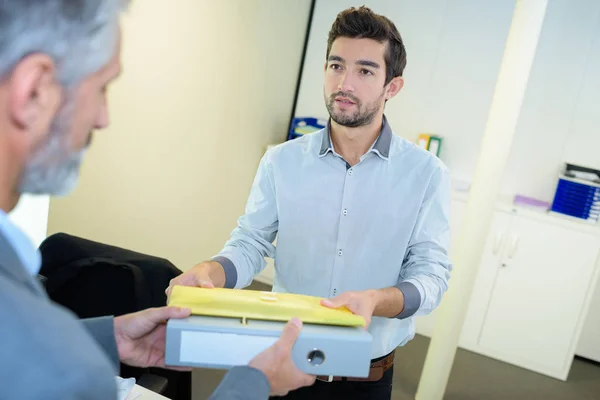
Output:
top-left (501, 0), bottom-right (600, 201)
top-left (295, 0), bottom-right (600, 203)
top-left (564, 24), bottom-right (600, 170)
top-left (294, 0), bottom-right (516, 187)
top-left (8, 195), bottom-right (50, 248)
top-left (47, 0), bottom-right (312, 268)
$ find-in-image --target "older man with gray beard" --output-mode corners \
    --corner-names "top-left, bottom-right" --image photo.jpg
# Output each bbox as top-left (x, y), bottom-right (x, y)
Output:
top-left (0, 1), bottom-right (314, 399)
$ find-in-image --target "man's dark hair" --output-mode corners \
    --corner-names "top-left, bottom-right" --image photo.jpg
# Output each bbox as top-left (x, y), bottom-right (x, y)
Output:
top-left (326, 6), bottom-right (407, 85)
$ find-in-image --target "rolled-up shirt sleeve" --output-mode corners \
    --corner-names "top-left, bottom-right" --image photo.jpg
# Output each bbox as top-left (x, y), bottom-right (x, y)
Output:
top-left (395, 164), bottom-right (453, 318)
top-left (212, 151), bottom-right (279, 289)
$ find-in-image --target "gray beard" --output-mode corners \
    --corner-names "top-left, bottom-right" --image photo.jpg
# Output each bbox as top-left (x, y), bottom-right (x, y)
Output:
top-left (18, 95), bottom-right (87, 196)
top-left (19, 149), bottom-right (85, 196)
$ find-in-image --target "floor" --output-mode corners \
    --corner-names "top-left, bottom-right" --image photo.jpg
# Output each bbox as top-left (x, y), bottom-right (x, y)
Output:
top-left (192, 281), bottom-right (600, 399)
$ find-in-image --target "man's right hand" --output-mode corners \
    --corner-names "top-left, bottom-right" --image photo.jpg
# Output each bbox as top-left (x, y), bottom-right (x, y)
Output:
top-left (250, 318), bottom-right (316, 396)
top-left (165, 261), bottom-right (225, 296)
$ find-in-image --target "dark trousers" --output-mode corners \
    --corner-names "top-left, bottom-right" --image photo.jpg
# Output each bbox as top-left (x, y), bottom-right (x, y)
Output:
top-left (270, 365), bottom-right (394, 400)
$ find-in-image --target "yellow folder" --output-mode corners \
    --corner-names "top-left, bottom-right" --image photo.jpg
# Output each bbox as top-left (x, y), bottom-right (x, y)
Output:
top-left (168, 286), bottom-right (366, 327)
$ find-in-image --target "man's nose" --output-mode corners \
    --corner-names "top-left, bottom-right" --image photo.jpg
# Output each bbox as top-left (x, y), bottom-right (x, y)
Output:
top-left (337, 71), bottom-right (355, 93)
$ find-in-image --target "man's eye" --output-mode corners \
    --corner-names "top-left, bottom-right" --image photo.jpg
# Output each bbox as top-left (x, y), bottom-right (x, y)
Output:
top-left (330, 64), bottom-right (342, 70)
top-left (360, 69), bottom-right (373, 76)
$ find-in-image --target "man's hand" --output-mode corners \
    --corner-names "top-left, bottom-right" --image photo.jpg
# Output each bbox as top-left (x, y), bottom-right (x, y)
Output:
top-left (166, 260), bottom-right (225, 296)
top-left (321, 287), bottom-right (406, 327)
top-left (249, 318), bottom-right (316, 396)
top-left (321, 290), bottom-right (377, 328)
top-left (114, 306), bottom-right (191, 369)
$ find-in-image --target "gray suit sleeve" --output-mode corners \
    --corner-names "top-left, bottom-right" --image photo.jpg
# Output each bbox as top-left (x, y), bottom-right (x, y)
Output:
top-left (208, 366), bottom-right (271, 400)
top-left (81, 316), bottom-right (120, 370)
top-left (0, 278), bottom-right (118, 400)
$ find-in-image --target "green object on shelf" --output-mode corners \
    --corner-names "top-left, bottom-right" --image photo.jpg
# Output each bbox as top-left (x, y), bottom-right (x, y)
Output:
top-left (428, 136), bottom-right (442, 157)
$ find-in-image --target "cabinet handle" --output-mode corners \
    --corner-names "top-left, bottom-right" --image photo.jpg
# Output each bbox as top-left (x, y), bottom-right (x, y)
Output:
top-left (492, 232), bottom-right (504, 255)
top-left (507, 235), bottom-right (519, 259)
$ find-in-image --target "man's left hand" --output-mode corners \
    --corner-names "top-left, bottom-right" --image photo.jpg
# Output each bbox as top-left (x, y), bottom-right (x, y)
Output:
top-left (321, 290), bottom-right (377, 328)
top-left (114, 306), bottom-right (191, 369)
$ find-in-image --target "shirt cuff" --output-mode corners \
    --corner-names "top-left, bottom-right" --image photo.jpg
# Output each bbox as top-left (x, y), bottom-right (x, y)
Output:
top-left (211, 256), bottom-right (238, 289)
top-left (394, 281), bottom-right (421, 319)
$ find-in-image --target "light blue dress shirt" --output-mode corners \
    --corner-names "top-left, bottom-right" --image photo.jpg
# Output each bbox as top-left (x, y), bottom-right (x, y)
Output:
top-left (214, 117), bottom-right (453, 359)
top-left (0, 210), bottom-right (41, 277)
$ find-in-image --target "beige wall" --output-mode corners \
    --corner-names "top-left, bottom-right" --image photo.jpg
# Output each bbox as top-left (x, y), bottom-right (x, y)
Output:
top-left (47, 0), bottom-right (312, 270)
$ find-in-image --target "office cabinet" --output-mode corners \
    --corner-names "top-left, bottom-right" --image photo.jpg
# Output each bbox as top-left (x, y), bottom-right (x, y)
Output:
top-left (458, 210), bottom-right (513, 351)
top-left (477, 214), bottom-right (600, 379)
top-left (417, 199), bottom-right (600, 380)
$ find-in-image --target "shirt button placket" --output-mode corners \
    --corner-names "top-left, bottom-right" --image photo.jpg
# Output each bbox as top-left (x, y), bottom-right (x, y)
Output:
top-left (331, 165), bottom-right (354, 297)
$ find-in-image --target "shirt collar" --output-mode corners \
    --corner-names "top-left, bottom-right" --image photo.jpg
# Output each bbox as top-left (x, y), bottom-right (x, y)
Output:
top-left (0, 209), bottom-right (42, 277)
top-left (319, 115), bottom-right (393, 160)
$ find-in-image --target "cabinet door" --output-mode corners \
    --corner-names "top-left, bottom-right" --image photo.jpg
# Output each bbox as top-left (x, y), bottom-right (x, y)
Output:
top-left (478, 216), bottom-right (600, 378)
top-left (575, 276), bottom-right (600, 362)
top-left (576, 274), bottom-right (600, 362)
top-left (458, 210), bottom-right (513, 350)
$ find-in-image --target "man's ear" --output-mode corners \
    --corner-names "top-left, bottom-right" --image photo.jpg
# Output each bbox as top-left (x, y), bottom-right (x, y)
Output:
top-left (8, 54), bottom-right (61, 142)
top-left (385, 76), bottom-right (404, 101)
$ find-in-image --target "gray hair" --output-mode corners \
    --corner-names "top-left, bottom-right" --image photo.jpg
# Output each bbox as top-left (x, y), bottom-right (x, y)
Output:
top-left (2, 0), bottom-right (130, 196)
top-left (0, 0), bottom-right (130, 88)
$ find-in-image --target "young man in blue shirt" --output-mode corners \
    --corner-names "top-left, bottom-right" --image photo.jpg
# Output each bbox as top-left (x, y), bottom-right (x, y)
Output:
top-left (169, 6), bottom-right (453, 399)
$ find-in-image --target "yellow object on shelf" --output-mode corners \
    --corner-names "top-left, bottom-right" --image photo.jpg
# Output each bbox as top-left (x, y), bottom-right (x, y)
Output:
top-left (417, 132), bottom-right (443, 157)
top-left (417, 133), bottom-right (431, 150)
top-left (168, 286), bottom-right (366, 327)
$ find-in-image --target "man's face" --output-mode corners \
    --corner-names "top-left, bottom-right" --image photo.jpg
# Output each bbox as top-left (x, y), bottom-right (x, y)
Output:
top-left (324, 37), bottom-right (390, 128)
top-left (19, 36), bottom-right (122, 195)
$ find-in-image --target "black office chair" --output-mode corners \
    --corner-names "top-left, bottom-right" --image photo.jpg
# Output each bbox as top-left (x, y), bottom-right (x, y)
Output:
top-left (37, 233), bottom-right (191, 400)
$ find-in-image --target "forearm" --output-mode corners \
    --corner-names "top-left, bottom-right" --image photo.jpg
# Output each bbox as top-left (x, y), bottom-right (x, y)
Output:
top-left (370, 287), bottom-right (405, 318)
top-left (194, 260), bottom-right (228, 288)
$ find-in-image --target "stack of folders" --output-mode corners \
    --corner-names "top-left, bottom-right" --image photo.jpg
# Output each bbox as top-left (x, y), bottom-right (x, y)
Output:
top-left (164, 286), bottom-right (373, 378)
top-left (550, 164), bottom-right (600, 223)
